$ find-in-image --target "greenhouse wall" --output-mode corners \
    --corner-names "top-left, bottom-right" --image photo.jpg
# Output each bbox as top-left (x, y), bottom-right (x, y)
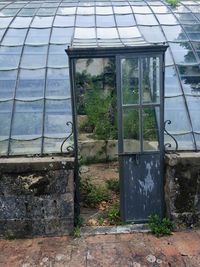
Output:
top-left (0, 157), bottom-right (74, 238)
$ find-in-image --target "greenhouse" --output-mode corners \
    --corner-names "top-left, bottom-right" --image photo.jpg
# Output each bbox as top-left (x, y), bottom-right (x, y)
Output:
top-left (0, 0), bottom-right (200, 236)
top-left (0, 0), bottom-right (200, 155)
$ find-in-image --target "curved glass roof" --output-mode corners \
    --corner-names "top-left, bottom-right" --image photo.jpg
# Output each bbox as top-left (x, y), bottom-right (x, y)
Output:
top-left (0, 0), bottom-right (200, 156)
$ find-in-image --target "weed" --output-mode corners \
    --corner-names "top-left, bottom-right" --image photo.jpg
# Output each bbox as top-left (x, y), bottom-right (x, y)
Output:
top-left (166, 0), bottom-right (179, 7)
top-left (107, 203), bottom-right (121, 225)
top-left (80, 177), bottom-right (110, 208)
top-left (73, 226), bottom-right (81, 238)
top-left (75, 215), bottom-right (84, 227)
top-left (148, 214), bottom-right (175, 237)
top-left (106, 179), bottom-right (120, 193)
top-left (97, 216), bottom-right (105, 226)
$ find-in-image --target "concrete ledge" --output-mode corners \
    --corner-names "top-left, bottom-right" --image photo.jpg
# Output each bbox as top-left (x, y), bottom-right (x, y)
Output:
top-left (80, 224), bottom-right (149, 236)
top-left (0, 156), bottom-right (74, 173)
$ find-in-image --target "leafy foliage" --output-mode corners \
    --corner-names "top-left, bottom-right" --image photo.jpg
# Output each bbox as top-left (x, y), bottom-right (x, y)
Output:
top-left (148, 214), bottom-right (175, 237)
top-left (166, 0), bottom-right (179, 7)
top-left (106, 179), bottom-right (120, 193)
top-left (80, 177), bottom-right (110, 208)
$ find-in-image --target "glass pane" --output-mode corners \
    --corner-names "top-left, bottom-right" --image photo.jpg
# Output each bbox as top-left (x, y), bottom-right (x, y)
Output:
top-left (0, 101), bottom-right (12, 138)
top-left (12, 100), bottom-right (43, 138)
top-left (97, 28), bottom-right (118, 39)
top-left (77, 6), bottom-right (95, 15)
top-left (10, 139), bottom-right (42, 155)
top-left (0, 70), bottom-right (17, 99)
top-left (96, 15), bottom-right (115, 27)
top-left (43, 137), bottom-right (65, 154)
top-left (44, 99), bottom-right (72, 137)
top-left (186, 96), bottom-right (200, 132)
top-left (142, 57), bottom-right (160, 104)
top-left (51, 27), bottom-right (73, 44)
top-left (76, 15), bottom-right (95, 27)
top-left (123, 108), bottom-right (140, 153)
top-left (143, 107), bottom-right (159, 151)
top-left (2, 28), bottom-right (28, 46)
top-left (139, 26), bottom-right (165, 43)
top-left (0, 140), bottom-right (8, 156)
top-left (16, 69), bottom-right (45, 99)
top-left (113, 6), bottom-right (132, 14)
top-left (169, 42), bottom-right (197, 65)
top-left (21, 46), bottom-right (48, 69)
top-left (46, 68), bottom-right (70, 98)
top-left (74, 27), bottom-right (96, 39)
top-left (37, 8), bottom-right (56, 16)
top-left (156, 14), bottom-right (178, 25)
top-left (165, 66), bottom-right (182, 97)
top-left (0, 46), bottom-right (22, 70)
top-left (150, 5), bottom-right (170, 13)
top-left (0, 29), bottom-right (5, 42)
top-left (115, 14), bottom-right (135, 27)
top-left (135, 14), bottom-right (158, 25)
top-left (0, 17), bottom-right (12, 28)
top-left (54, 15), bottom-right (75, 27)
top-left (57, 7), bottom-right (76, 15)
top-left (48, 45), bottom-right (68, 68)
top-left (18, 8), bottom-right (37, 17)
top-left (10, 16), bottom-right (32, 28)
top-left (118, 26), bottom-right (141, 39)
top-left (0, 8), bottom-right (19, 16)
top-left (164, 133), bottom-right (195, 150)
top-left (31, 16), bottom-right (54, 28)
top-left (164, 96), bottom-right (192, 133)
top-left (132, 6), bottom-right (152, 13)
top-left (162, 25), bottom-right (188, 42)
top-left (195, 133), bottom-right (200, 149)
top-left (26, 28), bottom-right (50, 45)
top-left (175, 13), bottom-right (198, 24)
top-left (121, 58), bottom-right (139, 105)
top-left (96, 6), bottom-right (113, 15)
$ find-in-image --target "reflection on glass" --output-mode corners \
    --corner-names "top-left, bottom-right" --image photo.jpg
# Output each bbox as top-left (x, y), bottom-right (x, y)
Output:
top-left (0, 101), bottom-right (12, 138)
top-left (0, 140), bottom-right (8, 155)
top-left (16, 69), bottom-right (45, 99)
top-left (12, 100), bottom-right (43, 138)
top-left (10, 139), bottom-right (42, 155)
top-left (123, 108), bottom-right (140, 153)
top-left (142, 57), bottom-right (160, 104)
top-left (164, 96), bottom-right (192, 133)
top-left (44, 99), bottom-right (71, 137)
top-left (121, 58), bottom-right (139, 105)
top-left (186, 96), bottom-right (200, 132)
top-left (143, 108), bottom-right (159, 151)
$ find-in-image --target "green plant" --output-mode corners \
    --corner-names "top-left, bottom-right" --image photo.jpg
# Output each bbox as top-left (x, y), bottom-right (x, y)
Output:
top-left (106, 179), bottom-right (120, 193)
top-left (148, 214), bottom-right (175, 237)
top-left (80, 177), bottom-right (110, 208)
top-left (107, 203), bottom-right (121, 225)
top-left (166, 0), bottom-right (179, 7)
top-left (75, 215), bottom-right (84, 227)
top-left (73, 226), bottom-right (81, 238)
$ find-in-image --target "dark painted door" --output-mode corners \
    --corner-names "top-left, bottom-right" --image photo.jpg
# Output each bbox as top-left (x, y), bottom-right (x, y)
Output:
top-left (117, 54), bottom-right (164, 222)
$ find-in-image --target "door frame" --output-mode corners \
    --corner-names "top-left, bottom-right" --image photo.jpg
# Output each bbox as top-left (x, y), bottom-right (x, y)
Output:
top-left (66, 45), bottom-right (168, 221)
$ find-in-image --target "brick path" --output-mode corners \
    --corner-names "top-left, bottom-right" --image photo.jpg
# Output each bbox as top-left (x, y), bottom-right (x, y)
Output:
top-left (0, 231), bottom-right (200, 267)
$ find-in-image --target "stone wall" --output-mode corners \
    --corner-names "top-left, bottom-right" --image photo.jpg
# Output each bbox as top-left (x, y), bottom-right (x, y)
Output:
top-left (165, 153), bottom-right (200, 228)
top-left (0, 157), bottom-right (74, 238)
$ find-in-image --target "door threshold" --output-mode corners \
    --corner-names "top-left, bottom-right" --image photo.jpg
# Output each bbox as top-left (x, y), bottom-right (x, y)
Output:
top-left (80, 223), bottom-right (149, 236)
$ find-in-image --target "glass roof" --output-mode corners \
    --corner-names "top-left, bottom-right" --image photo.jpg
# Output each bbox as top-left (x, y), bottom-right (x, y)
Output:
top-left (0, 0), bottom-right (200, 156)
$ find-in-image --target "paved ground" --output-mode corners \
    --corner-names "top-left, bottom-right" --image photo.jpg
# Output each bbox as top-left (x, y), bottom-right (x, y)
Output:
top-left (0, 230), bottom-right (200, 267)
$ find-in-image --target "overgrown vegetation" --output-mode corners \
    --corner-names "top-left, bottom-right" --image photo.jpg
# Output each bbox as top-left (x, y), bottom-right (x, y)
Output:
top-left (80, 177), bottom-right (110, 208)
top-left (166, 0), bottom-right (179, 7)
top-left (106, 178), bottom-right (120, 193)
top-left (97, 203), bottom-right (124, 226)
top-left (148, 214), bottom-right (175, 237)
